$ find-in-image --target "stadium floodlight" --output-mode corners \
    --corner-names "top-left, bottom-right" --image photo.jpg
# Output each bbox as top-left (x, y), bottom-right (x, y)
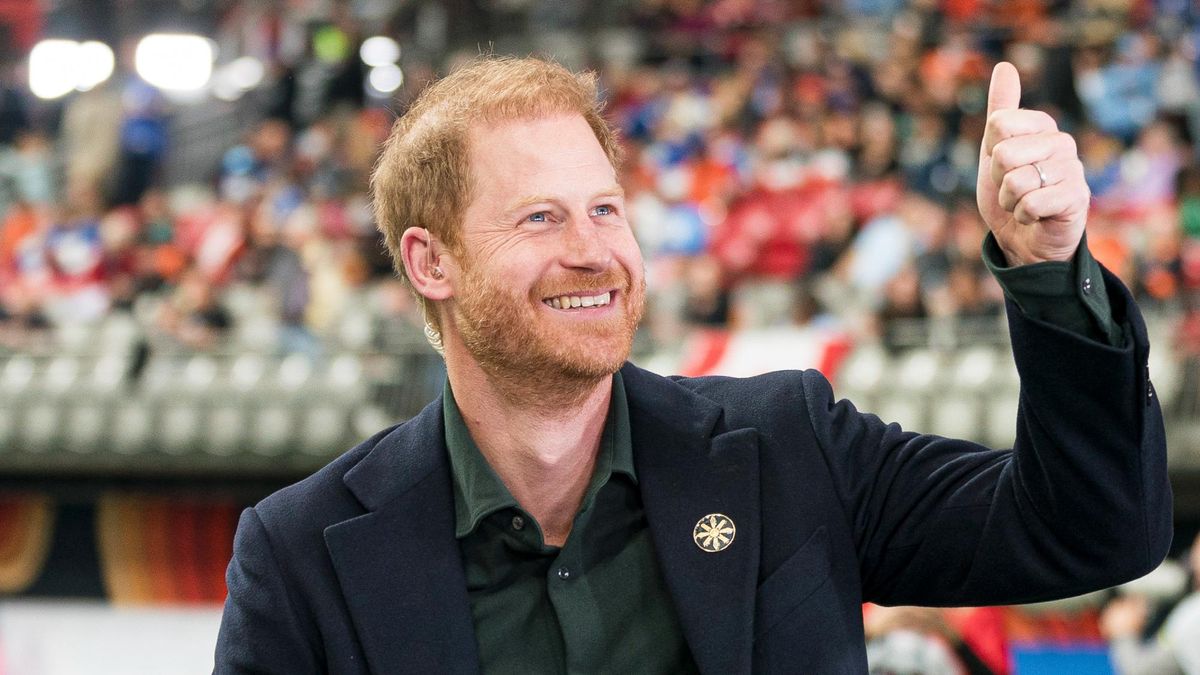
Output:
top-left (29, 39), bottom-right (81, 99)
top-left (135, 33), bottom-right (214, 92)
top-left (359, 36), bottom-right (400, 67)
top-left (368, 63), bottom-right (403, 94)
top-left (30, 39), bottom-right (117, 98)
top-left (77, 41), bottom-right (115, 91)
top-left (228, 56), bottom-right (264, 90)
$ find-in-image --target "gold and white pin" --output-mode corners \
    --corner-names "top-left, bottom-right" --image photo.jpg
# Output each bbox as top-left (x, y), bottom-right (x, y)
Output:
top-left (693, 513), bottom-right (736, 552)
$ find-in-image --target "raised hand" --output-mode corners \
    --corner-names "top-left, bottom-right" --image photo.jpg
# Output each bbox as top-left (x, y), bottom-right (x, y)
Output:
top-left (976, 62), bottom-right (1090, 266)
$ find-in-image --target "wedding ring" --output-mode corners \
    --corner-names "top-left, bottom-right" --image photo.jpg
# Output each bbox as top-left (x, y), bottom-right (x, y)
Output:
top-left (1032, 161), bottom-right (1048, 189)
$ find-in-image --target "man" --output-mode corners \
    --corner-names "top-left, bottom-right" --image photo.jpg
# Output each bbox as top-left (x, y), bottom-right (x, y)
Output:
top-left (215, 57), bottom-right (1171, 673)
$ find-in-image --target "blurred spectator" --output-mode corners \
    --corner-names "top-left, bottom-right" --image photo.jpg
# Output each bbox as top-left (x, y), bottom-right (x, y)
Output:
top-left (156, 269), bottom-right (232, 351)
top-left (863, 604), bottom-right (1002, 675)
top-left (1101, 533), bottom-right (1200, 675)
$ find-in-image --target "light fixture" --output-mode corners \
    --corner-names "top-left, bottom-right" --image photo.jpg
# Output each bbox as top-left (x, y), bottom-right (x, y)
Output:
top-left (368, 64), bottom-right (403, 94)
top-left (359, 36), bottom-right (400, 67)
top-left (29, 39), bottom-right (82, 99)
top-left (135, 33), bottom-right (214, 92)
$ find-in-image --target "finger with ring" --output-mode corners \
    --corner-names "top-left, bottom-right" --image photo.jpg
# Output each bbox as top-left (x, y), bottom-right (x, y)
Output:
top-left (1032, 161), bottom-right (1049, 189)
top-left (998, 157), bottom-right (1074, 212)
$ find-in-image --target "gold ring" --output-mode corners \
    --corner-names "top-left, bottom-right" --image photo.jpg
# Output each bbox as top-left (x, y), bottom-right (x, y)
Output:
top-left (1032, 162), bottom-right (1049, 189)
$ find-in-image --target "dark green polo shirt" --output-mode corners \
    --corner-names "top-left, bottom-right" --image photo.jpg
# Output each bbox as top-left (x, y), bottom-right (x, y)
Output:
top-left (444, 372), bottom-right (698, 674)
top-left (441, 235), bottom-right (1119, 673)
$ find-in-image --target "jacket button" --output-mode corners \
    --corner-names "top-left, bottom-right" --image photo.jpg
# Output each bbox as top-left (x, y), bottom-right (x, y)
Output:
top-left (511, 515), bottom-right (525, 531)
top-left (1082, 277), bottom-right (1093, 295)
top-left (557, 566), bottom-right (571, 580)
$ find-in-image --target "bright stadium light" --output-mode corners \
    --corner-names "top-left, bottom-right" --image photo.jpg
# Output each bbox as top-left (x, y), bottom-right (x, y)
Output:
top-left (368, 64), bottom-right (403, 94)
top-left (228, 56), bottom-right (264, 90)
top-left (135, 33), bottom-right (214, 92)
top-left (212, 56), bottom-right (265, 101)
top-left (359, 36), bottom-right (400, 67)
top-left (76, 41), bottom-right (115, 91)
top-left (29, 39), bottom-right (80, 99)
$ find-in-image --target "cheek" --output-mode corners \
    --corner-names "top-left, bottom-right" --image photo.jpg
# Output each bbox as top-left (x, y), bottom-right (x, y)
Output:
top-left (615, 234), bottom-right (645, 276)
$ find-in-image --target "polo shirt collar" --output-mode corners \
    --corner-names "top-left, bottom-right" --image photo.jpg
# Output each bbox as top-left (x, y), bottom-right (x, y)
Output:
top-left (444, 371), bottom-right (635, 539)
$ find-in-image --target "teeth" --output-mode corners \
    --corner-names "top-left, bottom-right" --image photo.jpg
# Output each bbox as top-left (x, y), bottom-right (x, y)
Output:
top-left (542, 292), bottom-right (613, 309)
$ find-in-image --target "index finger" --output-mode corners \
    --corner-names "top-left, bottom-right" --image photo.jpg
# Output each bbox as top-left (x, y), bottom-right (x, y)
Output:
top-left (981, 108), bottom-right (1059, 157)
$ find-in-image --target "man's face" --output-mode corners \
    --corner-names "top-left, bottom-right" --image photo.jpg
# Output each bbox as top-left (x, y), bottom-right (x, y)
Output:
top-left (446, 113), bottom-right (645, 382)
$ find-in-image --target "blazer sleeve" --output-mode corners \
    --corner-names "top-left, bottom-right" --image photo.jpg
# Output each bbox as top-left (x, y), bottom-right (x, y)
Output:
top-left (803, 266), bottom-right (1172, 607)
top-left (214, 507), bottom-right (322, 674)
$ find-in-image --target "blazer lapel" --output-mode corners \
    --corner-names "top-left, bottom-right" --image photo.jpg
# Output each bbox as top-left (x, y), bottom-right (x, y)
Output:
top-left (622, 364), bottom-right (761, 675)
top-left (324, 398), bottom-right (480, 675)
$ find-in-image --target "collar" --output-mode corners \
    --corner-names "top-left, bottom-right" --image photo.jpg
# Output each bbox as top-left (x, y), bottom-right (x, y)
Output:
top-left (443, 371), bottom-right (635, 539)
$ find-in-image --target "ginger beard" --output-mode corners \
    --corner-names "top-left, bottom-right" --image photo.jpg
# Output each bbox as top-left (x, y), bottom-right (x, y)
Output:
top-left (449, 252), bottom-right (645, 395)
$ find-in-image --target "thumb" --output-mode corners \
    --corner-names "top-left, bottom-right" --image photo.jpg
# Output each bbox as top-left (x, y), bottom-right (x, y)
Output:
top-left (986, 61), bottom-right (1021, 117)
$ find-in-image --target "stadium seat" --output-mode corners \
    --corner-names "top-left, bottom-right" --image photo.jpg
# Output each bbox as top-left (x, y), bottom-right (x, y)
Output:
top-left (229, 354), bottom-right (267, 395)
top-left (276, 353), bottom-right (313, 395)
top-left (336, 311), bottom-right (376, 350)
top-left (64, 405), bottom-right (107, 454)
top-left (111, 404), bottom-right (154, 454)
top-left (0, 356), bottom-right (36, 399)
top-left (21, 404), bottom-right (60, 451)
top-left (352, 406), bottom-right (394, 441)
top-left (893, 349), bottom-right (941, 392)
top-left (181, 355), bottom-right (219, 396)
top-left (0, 405), bottom-right (13, 449)
top-left (299, 406), bottom-right (349, 455)
top-left (250, 406), bottom-right (293, 456)
top-left (325, 353), bottom-right (367, 401)
top-left (984, 394), bottom-right (1020, 447)
top-left (1148, 345), bottom-right (1179, 409)
top-left (97, 313), bottom-right (142, 355)
top-left (88, 355), bottom-right (130, 396)
top-left (44, 356), bottom-right (81, 397)
top-left (929, 396), bottom-right (981, 440)
top-left (205, 406), bottom-right (246, 457)
top-left (160, 405), bottom-right (202, 454)
top-left (951, 347), bottom-right (999, 391)
top-left (874, 395), bottom-right (925, 432)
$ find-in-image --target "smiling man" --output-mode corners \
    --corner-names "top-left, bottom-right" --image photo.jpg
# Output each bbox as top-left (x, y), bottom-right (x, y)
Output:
top-left (215, 57), bottom-right (1171, 674)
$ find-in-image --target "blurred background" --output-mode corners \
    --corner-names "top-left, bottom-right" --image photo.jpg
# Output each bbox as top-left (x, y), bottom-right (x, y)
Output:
top-left (0, 0), bottom-right (1198, 673)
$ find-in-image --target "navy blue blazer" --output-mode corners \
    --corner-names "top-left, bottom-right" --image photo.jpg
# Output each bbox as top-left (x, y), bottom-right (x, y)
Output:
top-left (215, 270), bottom-right (1171, 674)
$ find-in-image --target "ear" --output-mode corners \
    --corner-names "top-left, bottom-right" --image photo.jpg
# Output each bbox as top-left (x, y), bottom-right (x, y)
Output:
top-left (399, 227), bottom-right (453, 301)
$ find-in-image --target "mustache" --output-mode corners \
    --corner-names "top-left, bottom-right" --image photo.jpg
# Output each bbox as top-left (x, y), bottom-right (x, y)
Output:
top-left (533, 269), bottom-right (630, 299)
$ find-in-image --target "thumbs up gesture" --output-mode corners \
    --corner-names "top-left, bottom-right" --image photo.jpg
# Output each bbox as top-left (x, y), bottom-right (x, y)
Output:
top-left (976, 62), bottom-right (1090, 266)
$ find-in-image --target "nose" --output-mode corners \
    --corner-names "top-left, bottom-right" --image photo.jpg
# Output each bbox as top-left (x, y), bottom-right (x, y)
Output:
top-left (560, 214), bottom-right (613, 272)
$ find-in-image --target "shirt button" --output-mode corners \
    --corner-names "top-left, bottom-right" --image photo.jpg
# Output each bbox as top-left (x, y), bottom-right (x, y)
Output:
top-left (557, 566), bottom-right (571, 580)
top-left (1082, 277), bottom-right (1093, 295)
top-left (511, 515), bottom-right (525, 531)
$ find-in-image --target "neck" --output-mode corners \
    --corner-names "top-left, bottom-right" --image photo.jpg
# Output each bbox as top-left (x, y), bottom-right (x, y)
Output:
top-left (444, 342), bottom-right (614, 547)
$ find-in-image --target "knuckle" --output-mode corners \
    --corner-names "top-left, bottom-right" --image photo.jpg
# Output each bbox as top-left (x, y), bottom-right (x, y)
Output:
top-left (992, 143), bottom-right (1015, 169)
top-left (1057, 132), bottom-right (1078, 156)
top-left (1034, 109), bottom-right (1058, 130)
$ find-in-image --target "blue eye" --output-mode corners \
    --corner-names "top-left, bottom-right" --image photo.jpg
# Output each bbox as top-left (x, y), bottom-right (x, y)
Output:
top-left (528, 212), bottom-right (548, 223)
top-left (592, 205), bottom-right (614, 216)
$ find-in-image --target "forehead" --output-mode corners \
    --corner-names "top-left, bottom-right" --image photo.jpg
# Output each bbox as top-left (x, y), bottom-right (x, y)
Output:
top-left (465, 114), bottom-right (617, 195)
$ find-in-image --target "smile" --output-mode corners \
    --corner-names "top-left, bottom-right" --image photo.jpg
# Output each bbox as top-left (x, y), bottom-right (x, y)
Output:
top-left (542, 291), bottom-right (612, 310)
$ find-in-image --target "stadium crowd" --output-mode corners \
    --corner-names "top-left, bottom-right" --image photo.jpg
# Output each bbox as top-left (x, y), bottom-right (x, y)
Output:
top-left (0, 0), bottom-right (1198, 362)
top-left (1, 1), bottom-right (1200, 671)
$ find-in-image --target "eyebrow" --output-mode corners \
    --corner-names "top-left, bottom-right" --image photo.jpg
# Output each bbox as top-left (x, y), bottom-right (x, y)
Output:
top-left (505, 186), bottom-right (626, 214)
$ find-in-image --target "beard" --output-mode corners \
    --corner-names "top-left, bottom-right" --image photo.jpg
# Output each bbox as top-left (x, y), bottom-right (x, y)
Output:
top-left (450, 258), bottom-right (645, 399)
